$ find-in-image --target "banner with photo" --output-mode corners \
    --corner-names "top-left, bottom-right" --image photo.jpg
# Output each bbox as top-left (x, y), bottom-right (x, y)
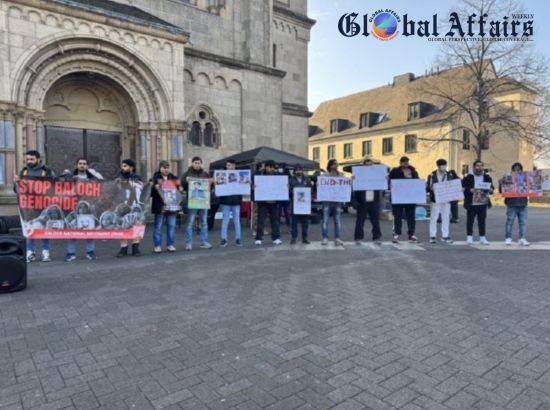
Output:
top-left (188, 178), bottom-right (211, 209)
top-left (433, 179), bottom-right (464, 203)
top-left (501, 171), bottom-right (543, 198)
top-left (254, 175), bottom-right (289, 201)
top-left (214, 170), bottom-right (251, 196)
top-left (17, 177), bottom-right (150, 240)
top-left (158, 180), bottom-right (182, 212)
top-left (293, 187), bottom-right (311, 215)
top-left (316, 176), bottom-right (352, 203)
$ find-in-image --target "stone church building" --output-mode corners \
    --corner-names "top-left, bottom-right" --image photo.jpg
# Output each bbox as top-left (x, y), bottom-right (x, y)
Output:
top-left (0, 0), bottom-right (314, 212)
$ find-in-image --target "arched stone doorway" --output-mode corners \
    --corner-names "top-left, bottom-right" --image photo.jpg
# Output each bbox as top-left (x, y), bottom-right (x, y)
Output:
top-left (43, 73), bottom-right (138, 178)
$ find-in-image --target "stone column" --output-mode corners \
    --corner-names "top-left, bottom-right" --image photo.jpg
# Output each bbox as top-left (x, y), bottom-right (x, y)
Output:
top-left (14, 112), bottom-right (25, 172)
top-left (149, 127), bottom-right (158, 178)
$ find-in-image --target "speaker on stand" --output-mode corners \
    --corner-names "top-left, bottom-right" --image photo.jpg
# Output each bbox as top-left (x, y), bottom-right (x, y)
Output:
top-left (0, 217), bottom-right (27, 293)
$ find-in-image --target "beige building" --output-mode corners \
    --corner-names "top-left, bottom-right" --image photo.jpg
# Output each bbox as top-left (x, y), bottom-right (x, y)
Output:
top-left (309, 65), bottom-right (536, 179)
top-left (0, 0), bottom-right (315, 213)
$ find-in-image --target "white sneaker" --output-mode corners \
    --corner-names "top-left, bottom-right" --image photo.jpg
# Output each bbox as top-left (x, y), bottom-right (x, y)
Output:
top-left (200, 242), bottom-right (212, 249)
top-left (505, 238), bottom-right (513, 246)
top-left (154, 246), bottom-right (162, 253)
top-left (335, 239), bottom-right (344, 246)
top-left (255, 240), bottom-right (262, 246)
top-left (41, 250), bottom-right (51, 262)
top-left (185, 244), bottom-right (192, 251)
top-left (26, 251), bottom-right (36, 263)
top-left (321, 238), bottom-right (328, 246)
top-left (167, 246), bottom-right (176, 252)
top-left (466, 236), bottom-right (474, 245)
top-left (273, 239), bottom-right (282, 245)
top-left (479, 237), bottom-right (490, 245)
top-left (519, 238), bottom-right (530, 246)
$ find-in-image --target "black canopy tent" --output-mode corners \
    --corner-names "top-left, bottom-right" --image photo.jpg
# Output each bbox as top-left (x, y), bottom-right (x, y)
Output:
top-left (209, 146), bottom-right (320, 171)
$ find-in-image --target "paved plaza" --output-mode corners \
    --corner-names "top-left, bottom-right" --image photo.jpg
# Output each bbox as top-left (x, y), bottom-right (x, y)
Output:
top-left (2, 207), bottom-right (550, 409)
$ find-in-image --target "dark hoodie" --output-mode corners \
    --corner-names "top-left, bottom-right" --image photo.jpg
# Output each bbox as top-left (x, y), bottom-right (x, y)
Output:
top-left (151, 172), bottom-right (179, 214)
top-left (19, 162), bottom-right (54, 178)
top-left (181, 166), bottom-right (209, 191)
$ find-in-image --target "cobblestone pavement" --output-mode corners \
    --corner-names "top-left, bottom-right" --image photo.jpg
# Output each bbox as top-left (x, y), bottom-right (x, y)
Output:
top-left (2, 207), bottom-right (550, 409)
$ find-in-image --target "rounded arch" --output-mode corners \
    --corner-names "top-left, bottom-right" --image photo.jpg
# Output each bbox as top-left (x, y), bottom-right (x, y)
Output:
top-left (12, 34), bottom-right (172, 123)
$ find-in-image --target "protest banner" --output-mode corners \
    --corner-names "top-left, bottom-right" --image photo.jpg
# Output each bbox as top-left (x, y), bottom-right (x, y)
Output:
top-left (17, 177), bottom-right (150, 240)
top-left (293, 187), bottom-right (311, 215)
top-left (501, 171), bottom-right (543, 198)
top-left (352, 165), bottom-right (388, 191)
top-left (433, 179), bottom-right (464, 203)
top-left (472, 189), bottom-right (490, 206)
top-left (316, 176), bottom-right (352, 203)
top-left (214, 170), bottom-right (251, 196)
top-left (188, 178), bottom-right (211, 209)
top-left (254, 175), bottom-right (289, 201)
top-left (390, 179), bottom-right (426, 204)
top-left (158, 180), bottom-right (182, 212)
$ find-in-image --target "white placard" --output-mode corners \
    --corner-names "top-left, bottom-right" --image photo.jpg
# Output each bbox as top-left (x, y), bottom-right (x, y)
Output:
top-left (433, 179), bottom-right (464, 204)
top-left (293, 187), bottom-right (311, 215)
top-left (214, 170), bottom-right (251, 196)
top-left (317, 176), bottom-right (352, 203)
top-left (475, 181), bottom-right (492, 190)
top-left (391, 179), bottom-right (426, 204)
top-left (352, 165), bottom-right (388, 191)
top-left (254, 175), bottom-right (289, 201)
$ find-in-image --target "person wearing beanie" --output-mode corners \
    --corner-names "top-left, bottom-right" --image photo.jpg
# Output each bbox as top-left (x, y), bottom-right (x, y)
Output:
top-left (116, 158), bottom-right (144, 257)
top-left (151, 160), bottom-right (181, 253)
top-left (499, 162), bottom-right (530, 246)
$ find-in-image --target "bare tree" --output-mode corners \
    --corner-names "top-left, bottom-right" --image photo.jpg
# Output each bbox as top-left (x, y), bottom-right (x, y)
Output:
top-left (415, 0), bottom-right (549, 161)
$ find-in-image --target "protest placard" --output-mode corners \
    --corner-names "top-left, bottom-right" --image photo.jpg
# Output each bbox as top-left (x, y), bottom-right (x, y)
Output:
top-left (352, 165), bottom-right (388, 191)
top-left (501, 171), bottom-right (543, 198)
top-left (390, 179), bottom-right (426, 204)
top-left (433, 179), bottom-right (464, 203)
top-left (293, 187), bottom-right (311, 215)
top-left (214, 170), bottom-right (251, 196)
top-left (254, 175), bottom-right (289, 201)
top-left (158, 180), bottom-right (182, 212)
top-left (188, 178), bottom-right (210, 209)
top-left (316, 176), bottom-right (352, 202)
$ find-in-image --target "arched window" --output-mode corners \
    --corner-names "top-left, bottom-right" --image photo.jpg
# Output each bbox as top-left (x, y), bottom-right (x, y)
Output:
top-left (190, 121), bottom-right (202, 146)
top-left (204, 123), bottom-right (214, 147)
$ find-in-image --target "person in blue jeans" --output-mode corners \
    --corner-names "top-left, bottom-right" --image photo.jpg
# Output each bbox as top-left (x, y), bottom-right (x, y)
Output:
top-left (500, 162), bottom-right (530, 246)
top-left (182, 156), bottom-right (212, 250)
top-left (64, 158), bottom-right (99, 261)
top-left (151, 161), bottom-right (181, 253)
top-left (322, 159), bottom-right (344, 246)
top-left (219, 159), bottom-right (244, 247)
top-left (14, 150), bottom-right (55, 262)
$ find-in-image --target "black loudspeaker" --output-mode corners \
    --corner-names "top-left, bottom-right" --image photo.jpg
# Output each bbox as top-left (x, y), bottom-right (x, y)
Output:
top-left (0, 235), bottom-right (27, 293)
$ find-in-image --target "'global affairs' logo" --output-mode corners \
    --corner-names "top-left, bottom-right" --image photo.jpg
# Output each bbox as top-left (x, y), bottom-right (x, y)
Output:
top-left (338, 11), bottom-right (534, 41)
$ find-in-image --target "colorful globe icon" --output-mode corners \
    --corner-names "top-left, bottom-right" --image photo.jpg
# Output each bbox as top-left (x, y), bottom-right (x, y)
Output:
top-left (372, 12), bottom-right (398, 40)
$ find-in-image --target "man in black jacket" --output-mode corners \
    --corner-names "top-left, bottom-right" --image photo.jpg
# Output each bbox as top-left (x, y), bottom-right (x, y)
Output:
top-left (151, 160), bottom-right (181, 253)
top-left (254, 160), bottom-right (282, 246)
top-left (426, 159), bottom-right (457, 244)
top-left (354, 159), bottom-right (383, 245)
top-left (219, 159), bottom-right (243, 247)
top-left (462, 160), bottom-right (494, 245)
top-left (116, 159), bottom-right (144, 257)
top-left (289, 164), bottom-right (313, 245)
top-left (389, 156), bottom-right (420, 243)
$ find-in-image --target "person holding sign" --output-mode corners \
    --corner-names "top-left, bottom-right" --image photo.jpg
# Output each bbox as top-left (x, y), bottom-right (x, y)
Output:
top-left (14, 150), bottom-right (55, 262)
top-left (426, 159), bottom-right (458, 244)
top-left (182, 157), bottom-right (212, 250)
top-left (499, 162), bottom-right (530, 246)
top-left (254, 160), bottom-right (283, 246)
top-left (151, 161), bottom-right (181, 253)
top-left (389, 156), bottom-right (420, 243)
top-left (289, 164), bottom-right (313, 245)
top-left (353, 159), bottom-right (383, 245)
top-left (64, 158), bottom-right (99, 261)
top-left (462, 160), bottom-right (494, 245)
top-left (321, 159), bottom-right (345, 246)
top-left (219, 159), bottom-right (244, 247)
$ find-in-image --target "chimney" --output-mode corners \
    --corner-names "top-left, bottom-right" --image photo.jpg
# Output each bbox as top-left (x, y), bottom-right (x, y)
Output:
top-left (393, 73), bottom-right (415, 87)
